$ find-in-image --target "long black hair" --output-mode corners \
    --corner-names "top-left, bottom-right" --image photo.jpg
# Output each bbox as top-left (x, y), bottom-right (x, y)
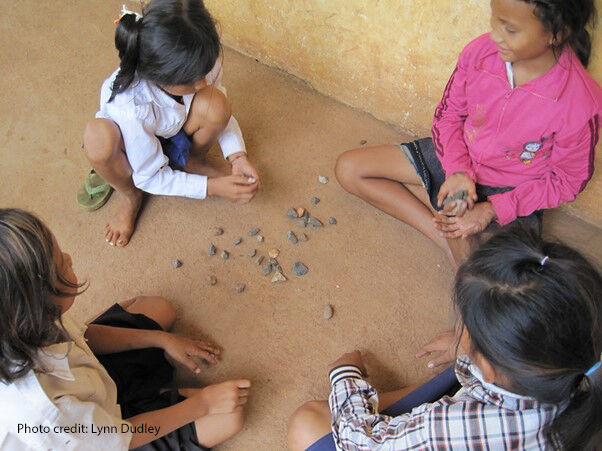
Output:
top-left (521, 0), bottom-right (597, 67)
top-left (454, 225), bottom-right (602, 450)
top-left (0, 209), bottom-right (85, 383)
top-left (109, 0), bottom-right (221, 102)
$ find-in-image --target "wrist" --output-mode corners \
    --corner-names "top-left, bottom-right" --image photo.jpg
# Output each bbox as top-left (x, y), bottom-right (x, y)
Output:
top-left (482, 201), bottom-right (497, 220)
top-left (228, 152), bottom-right (247, 164)
top-left (153, 330), bottom-right (170, 349)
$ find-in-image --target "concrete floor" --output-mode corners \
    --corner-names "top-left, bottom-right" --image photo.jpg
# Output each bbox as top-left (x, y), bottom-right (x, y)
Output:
top-left (1, 2), bottom-right (601, 450)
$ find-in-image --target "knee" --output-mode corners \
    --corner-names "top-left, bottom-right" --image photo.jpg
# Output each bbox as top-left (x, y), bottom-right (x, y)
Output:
top-left (190, 86), bottom-right (232, 129)
top-left (125, 296), bottom-right (177, 331)
top-left (287, 401), bottom-right (328, 451)
top-left (335, 150), bottom-right (360, 191)
top-left (83, 119), bottom-right (121, 163)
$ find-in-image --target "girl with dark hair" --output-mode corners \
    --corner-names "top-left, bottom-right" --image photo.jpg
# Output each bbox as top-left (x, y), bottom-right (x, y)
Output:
top-left (0, 209), bottom-right (251, 450)
top-left (288, 226), bottom-right (602, 450)
top-left (335, 0), bottom-right (602, 268)
top-left (83, 0), bottom-right (260, 248)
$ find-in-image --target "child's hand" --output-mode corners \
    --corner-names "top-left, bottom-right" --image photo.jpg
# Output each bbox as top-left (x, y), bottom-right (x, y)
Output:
top-left (433, 201), bottom-right (496, 239)
top-left (195, 380), bottom-right (251, 415)
top-left (415, 330), bottom-right (458, 369)
top-left (328, 350), bottom-right (369, 377)
top-left (160, 333), bottom-right (221, 374)
top-left (437, 172), bottom-right (477, 211)
top-left (207, 175), bottom-right (258, 203)
top-left (229, 153), bottom-right (261, 188)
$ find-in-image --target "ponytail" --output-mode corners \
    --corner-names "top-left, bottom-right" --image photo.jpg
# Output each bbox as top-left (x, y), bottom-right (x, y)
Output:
top-left (567, 27), bottom-right (594, 68)
top-left (553, 362), bottom-right (602, 450)
top-left (108, 13), bottom-right (143, 102)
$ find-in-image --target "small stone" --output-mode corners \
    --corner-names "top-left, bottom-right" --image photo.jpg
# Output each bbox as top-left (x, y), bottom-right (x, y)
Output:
top-left (213, 227), bottom-right (224, 236)
top-left (310, 197), bottom-right (320, 205)
top-left (292, 261), bottom-right (309, 276)
top-left (443, 190), bottom-right (468, 215)
top-left (296, 218), bottom-right (307, 228)
top-left (268, 257), bottom-right (278, 268)
top-left (255, 255), bottom-right (264, 266)
top-left (268, 248), bottom-right (280, 258)
top-left (235, 283), bottom-right (245, 293)
top-left (308, 217), bottom-right (323, 228)
top-left (233, 237), bottom-right (242, 246)
top-left (247, 248), bottom-right (257, 257)
top-left (328, 217), bottom-right (337, 225)
top-left (286, 208), bottom-right (297, 219)
top-left (208, 275), bottom-right (217, 286)
top-left (248, 227), bottom-right (260, 236)
top-left (208, 244), bottom-right (217, 256)
top-left (261, 265), bottom-right (273, 276)
top-left (296, 207), bottom-right (306, 218)
top-left (271, 271), bottom-right (287, 283)
top-left (256, 235), bottom-right (264, 242)
top-left (287, 230), bottom-right (298, 244)
top-left (323, 304), bottom-right (334, 320)
top-left (318, 176), bottom-right (329, 184)
top-left (171, 259), bottom-right (182, 269)
top-left (221, 250), bottom-right (229, 260)
top-left (299, 233), bottom-right (309, 242)
top-left (360, 139), bottom-right (367, 145)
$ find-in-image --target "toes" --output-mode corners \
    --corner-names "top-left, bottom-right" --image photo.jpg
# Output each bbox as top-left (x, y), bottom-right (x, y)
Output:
top-left (105, 230), bottom-right (114, 244)
top-left (117, 235), bottom-right (129, 247)
top-left (111, 232), bottom-right (120, 247)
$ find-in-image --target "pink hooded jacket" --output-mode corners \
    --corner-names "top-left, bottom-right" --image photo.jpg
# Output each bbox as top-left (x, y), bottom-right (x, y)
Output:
top-left (432, 33), bottom-right (602, 225)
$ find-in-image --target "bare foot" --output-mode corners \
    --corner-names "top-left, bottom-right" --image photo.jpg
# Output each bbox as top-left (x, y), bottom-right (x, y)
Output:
top-left (182, 153), bottom-right (225, 178)
top-left (104, 189), bottom-right (143, 247)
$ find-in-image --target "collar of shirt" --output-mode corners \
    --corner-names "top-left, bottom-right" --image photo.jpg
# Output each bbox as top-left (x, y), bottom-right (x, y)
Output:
top-left (475, 34), bottom-right (572, 102)
top-left (35, 341), bottom-right (75, 381)
top-left (455, 355), bottom-right (544, 411)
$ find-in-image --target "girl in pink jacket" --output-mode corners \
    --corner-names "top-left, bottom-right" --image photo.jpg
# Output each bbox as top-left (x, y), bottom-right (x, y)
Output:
top-left (335, 0), bottom-right (602, 267)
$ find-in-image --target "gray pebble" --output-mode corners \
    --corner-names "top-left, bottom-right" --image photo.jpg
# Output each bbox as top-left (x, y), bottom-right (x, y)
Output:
top-left (235, 283), bottom-right (246, 293)
top-left (318, 176), bottom-right (329, 184)
top-left (328, 217), bottom-right (337, 225)
top-left (221, 250), bottom-right (229, 260)
top-left (208, 244), bottom-right (216, 256)
top-left (299, 233), bottom-right (309, 242)
top-left (310, 197), bottom-right (320, 205)
top-left (268, 257), bottom-right (278, 268)
top-left (308, 217), bottom-right (323, 228)
top-left (171, 259), bottom-right (182, 269)
top-left (287, 230), bottom-right (298, 244)
top-left (296, 218), bottom-right (308, 228)
top-left (248, 227), bottom-right (260, 236)
top-left (247, 248), bottom-right (257, 257)
top-left (234, 237), bottom-right (242, 246)
top-left (213, 227), bottom-right (224, 236)
top-left (261, 265), bottom-right (273, 276)
top-left (256, 255), bottom-right (264, 266)
top-left (323, 304), bottom-right (334, 320)
top-left (286, 208), bottom-right (298, 219)
top-left (292, 261), bottom-right (309, 276)
top-left (256, 235), bottom-right (264, 242)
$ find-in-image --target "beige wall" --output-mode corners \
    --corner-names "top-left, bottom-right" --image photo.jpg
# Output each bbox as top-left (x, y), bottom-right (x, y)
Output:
top-left (205, 0), bottom-right (602, 225)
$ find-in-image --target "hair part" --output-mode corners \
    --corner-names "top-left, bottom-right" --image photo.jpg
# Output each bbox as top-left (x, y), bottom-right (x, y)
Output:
top-left (454, 225), bottom-right (602, 449)
top-left (0, 209), bottom-right (85, 383)
top-left (521, 0), bottom-right (597, 67)
top-left (109, 0), bottom-right (221, 102)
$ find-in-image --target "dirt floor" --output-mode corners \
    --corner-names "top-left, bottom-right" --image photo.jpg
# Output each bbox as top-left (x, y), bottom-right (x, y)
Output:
top-left (2, 2), bottom-right (602, 450)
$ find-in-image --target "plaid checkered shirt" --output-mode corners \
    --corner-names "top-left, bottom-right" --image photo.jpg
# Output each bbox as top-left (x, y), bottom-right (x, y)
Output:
top-left (328, 356), bottom-right (561, 450)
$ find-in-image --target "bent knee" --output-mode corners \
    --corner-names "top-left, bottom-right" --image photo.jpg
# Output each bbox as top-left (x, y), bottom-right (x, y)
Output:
top-left (287, 401), bottom-right (329, 450)
top-left (191, 86), bottom-right (232, 128)
top-left (125, 296), bottom-right (177, 331)
top-left (83, 119), bottom-right (122, 163)
top-left (335, 149), bottom-right (361, 190)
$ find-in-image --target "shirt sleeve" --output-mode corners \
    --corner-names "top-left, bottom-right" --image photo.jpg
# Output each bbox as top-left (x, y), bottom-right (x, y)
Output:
top-left (205, 58), bottom-right (247, 159)
top-left (489, 115), bottom-right (599, 225)
top-left (116, 111), bottom-right (208, 199)
top-left (328, 365), bottom-right (428, 450)
top-left (431, 50), bottom-right (476, 180)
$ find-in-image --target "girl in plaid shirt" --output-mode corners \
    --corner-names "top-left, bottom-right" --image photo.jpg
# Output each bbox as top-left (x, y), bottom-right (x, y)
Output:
top-left (288, 226), bottom-right (602, 450)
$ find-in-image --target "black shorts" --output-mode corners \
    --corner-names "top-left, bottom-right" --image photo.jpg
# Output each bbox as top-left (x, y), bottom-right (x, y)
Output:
top-left (92, 304), bottom-right (209, 451)
top-left (399, 137), bottom-right (542, 233)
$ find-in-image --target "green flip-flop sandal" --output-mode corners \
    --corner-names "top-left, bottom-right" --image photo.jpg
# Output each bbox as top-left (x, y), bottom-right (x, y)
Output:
top-left (77, 170), bottom-right (113, 211)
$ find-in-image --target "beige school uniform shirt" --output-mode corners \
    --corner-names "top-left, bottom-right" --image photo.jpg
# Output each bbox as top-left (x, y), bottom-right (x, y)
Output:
top-left (0, 313), bottom-right (132, 451)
